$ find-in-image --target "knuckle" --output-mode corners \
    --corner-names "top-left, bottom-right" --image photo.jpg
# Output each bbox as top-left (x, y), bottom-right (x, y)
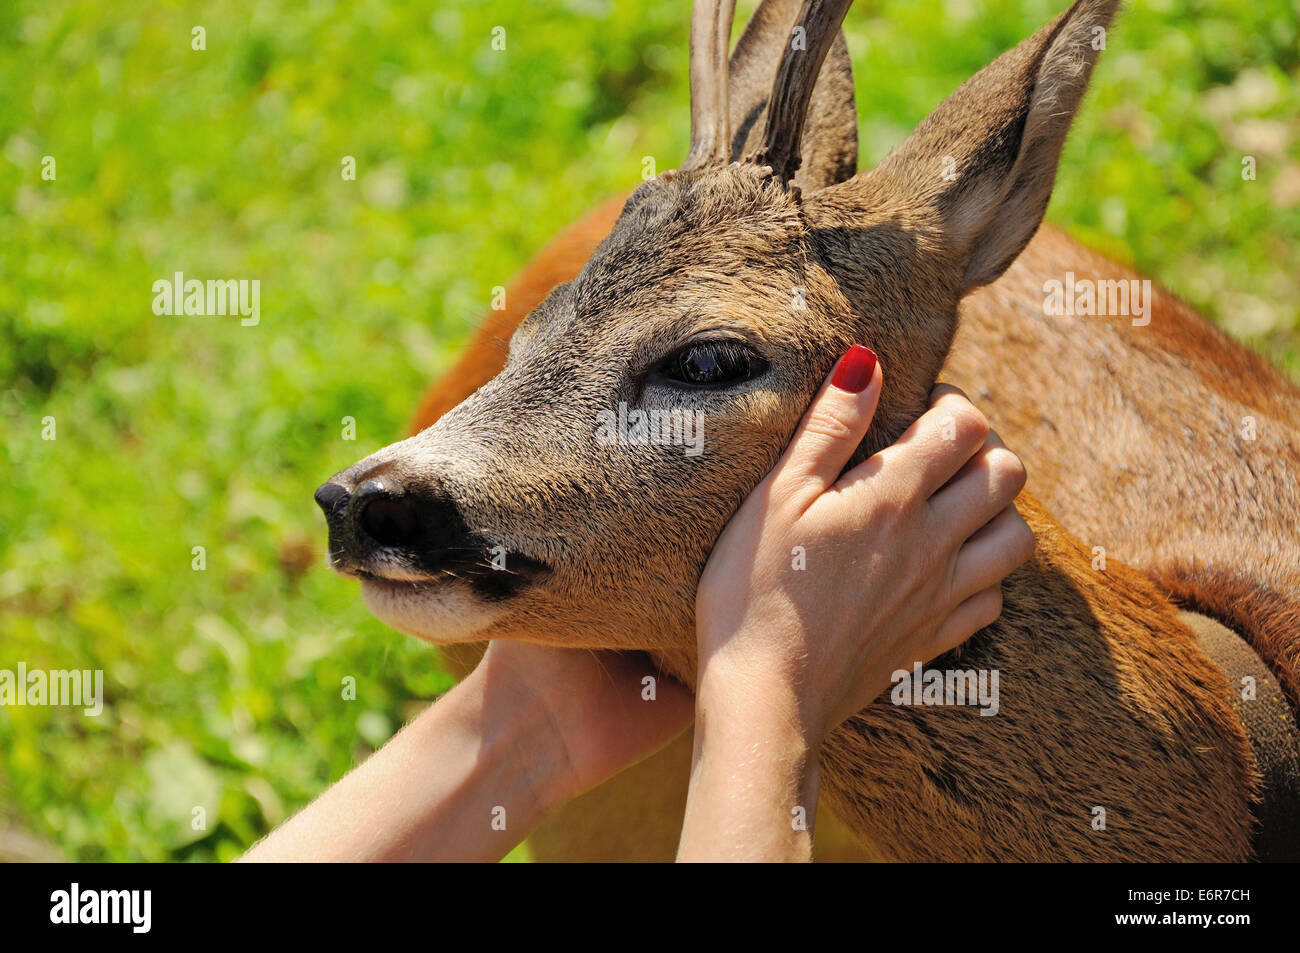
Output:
top-left (954, 404), bottom-right (991, 446)
top-left (784, 472), bottom-right (828, 509)
top-left (929, 395), bottom-right (989, 449)
top-left (859, 483), bottom-right (910, 536)
top-left (987, 447), bottom-right (1028, 494)
top-left (803, 406), bottom-right (857, 444)
top-left (929, 382), bottom-right (968, 406)
top-left (887, 482), bottom-right (925, 525)
top-left (1011, 514), bottom-right (1037, 562)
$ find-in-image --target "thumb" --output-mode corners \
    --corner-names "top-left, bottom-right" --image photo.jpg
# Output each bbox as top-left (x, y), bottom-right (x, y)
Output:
top-left (770, 345), bottom-right (881, 504)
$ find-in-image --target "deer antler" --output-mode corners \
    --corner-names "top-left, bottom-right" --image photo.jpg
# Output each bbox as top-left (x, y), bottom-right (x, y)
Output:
top-left (681, 0), bottom-right (739, 171)
top-left (756, 0), bottom-right (854, 180)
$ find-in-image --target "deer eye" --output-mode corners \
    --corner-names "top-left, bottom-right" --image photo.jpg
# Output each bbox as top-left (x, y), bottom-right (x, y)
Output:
top-left (656, 341), bottom-right (766, 388)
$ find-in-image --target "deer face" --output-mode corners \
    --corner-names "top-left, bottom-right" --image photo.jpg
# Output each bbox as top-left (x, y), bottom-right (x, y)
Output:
top-left (317, 0), bottom-right (1118, 655)
top-left (319, 166), bottom-right (841, 650)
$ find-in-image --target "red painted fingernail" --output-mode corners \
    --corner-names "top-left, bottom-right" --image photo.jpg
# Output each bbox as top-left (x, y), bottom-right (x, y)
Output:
top-left (831, 345), bottom-right (878, 393)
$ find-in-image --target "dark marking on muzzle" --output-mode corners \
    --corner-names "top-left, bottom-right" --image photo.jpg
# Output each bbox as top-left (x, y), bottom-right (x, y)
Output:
top-left (314, 471), bottom-right (549, 601)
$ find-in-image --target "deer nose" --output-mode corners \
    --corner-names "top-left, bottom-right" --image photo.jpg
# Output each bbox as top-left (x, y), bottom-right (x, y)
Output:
top-left (314, 481), bottom-right (351, 518)
top-left (354, 479), bottom-right (421, 549)
top-left (318, 466), bottom-right (481, 574)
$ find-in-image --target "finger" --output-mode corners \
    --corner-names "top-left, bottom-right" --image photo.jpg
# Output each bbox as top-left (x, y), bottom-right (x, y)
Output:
top-left (950, 505), bottom-right (1036, 601)
top-left (838, 385), bottom-right (990, 501)
top-left (928, 443), bottom-right (1028, 540)
top-left (770, 345), bottom-right (881, 505)
top-left (931, 585), bottom-right (1005, 656)
top-left (928, 382), bottom-right (969, 406)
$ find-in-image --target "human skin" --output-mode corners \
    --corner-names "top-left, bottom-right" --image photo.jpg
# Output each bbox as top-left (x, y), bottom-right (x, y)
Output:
top-left (243, 349), bottom-right (1032, 863)
top-left (678, 346), bottom-right (1032, 861)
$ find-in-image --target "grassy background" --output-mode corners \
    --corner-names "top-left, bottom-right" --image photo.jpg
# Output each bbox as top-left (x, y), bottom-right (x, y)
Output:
top-left (1, 0), bottom-right (1297, 862)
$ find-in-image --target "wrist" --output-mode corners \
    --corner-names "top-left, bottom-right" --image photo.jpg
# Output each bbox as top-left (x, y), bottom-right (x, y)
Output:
top-left (696, 647), bottom-right (826, 750)
top-left (681, 669), bottom-right (822, 862)
top-left (695, 660), bottom-right (819, 800)
top-left (454, 661), bottom-right (578, 820)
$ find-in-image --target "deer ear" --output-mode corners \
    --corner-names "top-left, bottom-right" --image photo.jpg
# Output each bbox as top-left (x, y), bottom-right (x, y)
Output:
top-left (868, 0), bottom-right (1119, 291)
top-left (727, 0), bottom-right (858, 191)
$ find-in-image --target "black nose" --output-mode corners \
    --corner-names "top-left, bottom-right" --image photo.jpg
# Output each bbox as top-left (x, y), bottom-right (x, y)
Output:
top-left (354, 479), bottom-right (421, 550)
top-left (314, 481), bottom-right (350, 518)
top-left (318, 468), bottom-right (479, 572)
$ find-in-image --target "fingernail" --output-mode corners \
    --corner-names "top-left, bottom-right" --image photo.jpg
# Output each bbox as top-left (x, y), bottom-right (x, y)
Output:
top-left (831, 345), bottom-right (878, 393)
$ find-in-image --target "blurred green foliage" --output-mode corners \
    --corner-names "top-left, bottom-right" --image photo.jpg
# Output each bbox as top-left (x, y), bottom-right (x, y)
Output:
top-left (1, 0), bottom-right (1297, 861)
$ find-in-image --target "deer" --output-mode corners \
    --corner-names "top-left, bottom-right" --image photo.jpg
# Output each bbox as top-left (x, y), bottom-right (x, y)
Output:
top-left (316, 0), bottom-right (1300, 861)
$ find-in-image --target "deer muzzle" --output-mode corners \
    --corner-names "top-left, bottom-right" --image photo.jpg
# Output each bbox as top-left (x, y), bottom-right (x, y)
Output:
top-left (314, 462), bottom-right (549, 603)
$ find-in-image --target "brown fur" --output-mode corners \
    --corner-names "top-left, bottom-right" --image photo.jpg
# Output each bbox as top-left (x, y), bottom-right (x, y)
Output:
top-left (822, 495), bottom-right (1256, 861)
top-left (323, 0), bottom-right (1297, 861)
top-left (412, 213), bottom-right (1297, 861)
top-left (951, 232), bottom-right (1300, 712)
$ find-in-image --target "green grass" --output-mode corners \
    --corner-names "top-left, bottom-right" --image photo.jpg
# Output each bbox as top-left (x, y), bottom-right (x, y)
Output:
top-left (1, 0), bottom-right (1297, 862)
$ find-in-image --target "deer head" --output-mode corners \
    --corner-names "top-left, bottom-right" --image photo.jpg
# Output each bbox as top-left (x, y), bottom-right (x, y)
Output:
top-left (317, 0), bottom-right (1119, 661)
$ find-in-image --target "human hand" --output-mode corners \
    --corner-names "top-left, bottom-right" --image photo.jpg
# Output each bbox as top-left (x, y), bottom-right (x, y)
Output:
top-left (695, 345), bottom-right (1035, 747)
top-left (243, 639), bottom-right (691, 863)
top-left (478, 640), bottom-right (694, 804)
top-left (680, 346), bottom-right (1033, 860)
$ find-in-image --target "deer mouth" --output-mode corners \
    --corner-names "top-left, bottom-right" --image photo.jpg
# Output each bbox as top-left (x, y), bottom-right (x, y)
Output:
top-left (343, 548), bottom-right (552, 645)
top-left (348, 552), bottom-right (552, 603)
